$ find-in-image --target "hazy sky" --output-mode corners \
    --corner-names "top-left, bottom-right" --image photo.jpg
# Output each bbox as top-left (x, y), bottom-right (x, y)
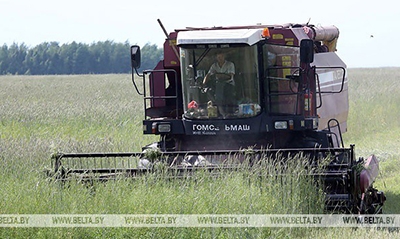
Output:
top-left (1, 0), bottom-right (399, 68)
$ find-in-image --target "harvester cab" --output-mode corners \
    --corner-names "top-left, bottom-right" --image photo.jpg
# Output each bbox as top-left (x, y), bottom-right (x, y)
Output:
top-left (131, 24), bottom-right (347, 152)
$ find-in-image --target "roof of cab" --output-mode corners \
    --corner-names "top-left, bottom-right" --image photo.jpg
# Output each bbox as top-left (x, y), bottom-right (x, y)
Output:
top-left (177, 28), bottom-right (264, 46)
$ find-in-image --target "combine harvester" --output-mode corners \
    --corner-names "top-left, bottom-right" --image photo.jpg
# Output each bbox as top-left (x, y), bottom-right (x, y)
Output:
top-left (52, 20), bottom-right (385, 214)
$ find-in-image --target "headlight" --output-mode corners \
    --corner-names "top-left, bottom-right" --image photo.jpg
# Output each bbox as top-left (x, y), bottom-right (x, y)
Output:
top-left (158, 124), bottom-right (171, 133)
top-left (274, 121), bottom-right (288, 130)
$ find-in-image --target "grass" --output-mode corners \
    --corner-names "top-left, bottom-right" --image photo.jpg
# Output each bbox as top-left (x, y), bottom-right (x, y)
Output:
top-left (0, 68), bottom-right (400, 238)
top-left (343, 67), bottom-right (400, 215)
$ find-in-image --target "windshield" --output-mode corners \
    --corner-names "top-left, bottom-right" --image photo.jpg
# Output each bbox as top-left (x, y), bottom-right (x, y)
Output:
top-left (180, 45), bottom-right (260, 119)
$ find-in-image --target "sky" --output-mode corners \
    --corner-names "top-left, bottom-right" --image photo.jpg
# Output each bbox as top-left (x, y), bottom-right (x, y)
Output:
top-left (1, 0), bottom-right (399, 68)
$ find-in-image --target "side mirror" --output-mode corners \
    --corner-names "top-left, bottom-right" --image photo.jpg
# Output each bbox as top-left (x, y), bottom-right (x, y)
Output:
top-left (300, 39), bottom-right (314, 64)
top-left (130, 45), bottom-right (141, 68)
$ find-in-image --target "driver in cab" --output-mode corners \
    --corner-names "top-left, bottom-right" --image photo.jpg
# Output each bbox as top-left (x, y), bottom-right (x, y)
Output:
top-left (202, 51), bottom-right (235, 117)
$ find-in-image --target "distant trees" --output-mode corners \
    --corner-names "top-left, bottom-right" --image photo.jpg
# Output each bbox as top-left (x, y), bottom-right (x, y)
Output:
top-left (0, 41), bottom-right (162, 75)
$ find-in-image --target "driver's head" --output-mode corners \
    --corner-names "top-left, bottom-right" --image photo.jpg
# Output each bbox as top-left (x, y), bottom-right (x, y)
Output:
top-left (216, 52), bottom-right (225, 65)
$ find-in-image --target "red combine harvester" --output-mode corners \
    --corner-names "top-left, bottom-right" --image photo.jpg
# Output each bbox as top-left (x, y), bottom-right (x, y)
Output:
top-left (53, 20), bottom-right (385, 214)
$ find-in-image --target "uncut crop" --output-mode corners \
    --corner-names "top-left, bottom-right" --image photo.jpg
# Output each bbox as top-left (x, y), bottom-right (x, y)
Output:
top-left (344, 67), bottom-right (400, 215)
top-left (0, 74), bottom-right (323, 238)
top-left (1, 69), bottom-right (399, 238)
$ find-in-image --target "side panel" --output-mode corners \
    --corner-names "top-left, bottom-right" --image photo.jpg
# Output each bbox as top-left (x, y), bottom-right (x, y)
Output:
top-left (313, 52), bottom-right (348, 132)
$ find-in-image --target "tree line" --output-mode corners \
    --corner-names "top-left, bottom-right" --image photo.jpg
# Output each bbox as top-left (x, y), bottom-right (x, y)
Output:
top-left (0, 41), bottom-right (162, 75)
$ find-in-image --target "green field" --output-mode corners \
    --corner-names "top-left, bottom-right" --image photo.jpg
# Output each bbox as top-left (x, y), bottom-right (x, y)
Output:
top-left (1, 68), bottom-right (399, 238)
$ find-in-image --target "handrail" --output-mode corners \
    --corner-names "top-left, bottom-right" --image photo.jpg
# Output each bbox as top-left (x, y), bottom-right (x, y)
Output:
top-left (142, 69), bottom-right (179, 119)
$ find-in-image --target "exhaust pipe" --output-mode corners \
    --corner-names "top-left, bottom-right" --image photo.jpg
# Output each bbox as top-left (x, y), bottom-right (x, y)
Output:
top-left (311, 25), bottom-right (339, 42)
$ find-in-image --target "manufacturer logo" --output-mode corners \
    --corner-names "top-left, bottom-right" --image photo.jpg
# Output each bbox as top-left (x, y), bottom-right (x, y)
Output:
top-left (191, 124), bottom-right (251, 135)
